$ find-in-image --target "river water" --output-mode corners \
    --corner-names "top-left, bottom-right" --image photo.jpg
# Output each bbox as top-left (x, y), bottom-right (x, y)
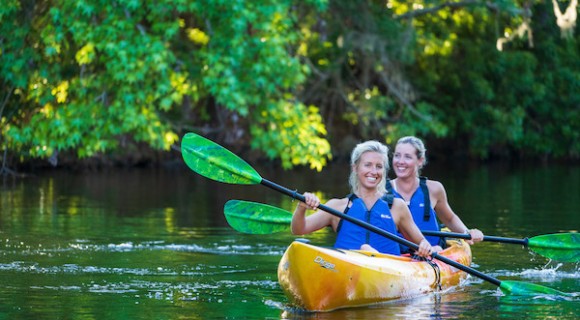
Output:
top-left (0, 162), bottom-right (578, 319)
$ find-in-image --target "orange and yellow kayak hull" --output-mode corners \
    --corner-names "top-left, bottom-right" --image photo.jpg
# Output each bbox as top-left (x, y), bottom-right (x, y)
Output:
top-left (277, 239), bottom-right (472, 311)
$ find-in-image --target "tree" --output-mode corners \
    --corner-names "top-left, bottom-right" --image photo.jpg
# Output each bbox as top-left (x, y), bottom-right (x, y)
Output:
top-left (394, 0), bottom-right (580, 159)
top-left (295, 0), bottom-right (579, 159)
top-left (1, 0), bottom-right (578, 175)
top-left (0, 0), bottom-right (331, 171)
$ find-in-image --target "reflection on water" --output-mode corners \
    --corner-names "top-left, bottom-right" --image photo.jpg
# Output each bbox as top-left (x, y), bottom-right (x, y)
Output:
top-left (0, 164), bottom-right (579, 319)
top-left (278, 285), bottom-right (580, 319)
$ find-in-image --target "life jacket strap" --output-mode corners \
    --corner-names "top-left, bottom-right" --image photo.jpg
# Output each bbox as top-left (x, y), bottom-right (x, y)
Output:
top-left (419, 176), bottom-right (431, 221)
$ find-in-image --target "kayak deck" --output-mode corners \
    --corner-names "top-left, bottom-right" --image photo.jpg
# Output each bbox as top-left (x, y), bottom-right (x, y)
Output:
top-left (277, 239), bottom-right (472, 311)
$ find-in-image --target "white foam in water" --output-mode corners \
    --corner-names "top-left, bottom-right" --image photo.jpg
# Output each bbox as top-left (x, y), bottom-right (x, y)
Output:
top-left (8, 238), bottom-right (287, 257)
top-left (499, 262), bottom-right (580, 281)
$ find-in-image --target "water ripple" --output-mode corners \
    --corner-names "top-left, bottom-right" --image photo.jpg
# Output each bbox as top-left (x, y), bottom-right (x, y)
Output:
top-left (2, 239), bottom-right (287, 256)
top-left (0, 261), bottom-right (253, 276)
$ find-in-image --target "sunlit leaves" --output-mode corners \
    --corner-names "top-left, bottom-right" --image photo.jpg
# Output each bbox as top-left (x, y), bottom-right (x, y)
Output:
top-left (1, 0), bottom-right (577, 169)
top-left (201, 0), bottom-right (306, 115)
top-left (75, 43), bottom-right (95, 65)
top-left (388, 0), bottom-right (579, 159)
top-left (0, 0), bottom-right (333, 170)
top-left (187, 28), bottom-right (210, 45)
top-left (1, 0), bottom-right (196, 160)
top-left (251, 101), bottom-right (331, 171)
top-left (51, 81), bottom-right (69, 103)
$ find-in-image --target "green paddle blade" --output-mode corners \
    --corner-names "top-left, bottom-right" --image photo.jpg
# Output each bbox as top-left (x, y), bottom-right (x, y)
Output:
top-left (224, 200), bottom-right (292, 234)
top-left (181, 133), bottom-right (262, 185)
top-left (528, 233), bottom-right (580, 262)
top-left (499, 280), bottom-right (572, 298)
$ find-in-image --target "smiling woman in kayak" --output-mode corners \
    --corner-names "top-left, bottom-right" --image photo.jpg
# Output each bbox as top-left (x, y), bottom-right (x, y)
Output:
top-left (390, 136), bottom-right (484, 252)
top-left (291, 140), bottom-right (432, 257)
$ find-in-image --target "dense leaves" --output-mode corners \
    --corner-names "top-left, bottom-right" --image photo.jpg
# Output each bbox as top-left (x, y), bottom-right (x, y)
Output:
top-left (0, 0), bottom-right (330, 170)
top-left (302, 0), bottom-right (579, 159)
top-left (1, 0), bottom-right (578, 172)
top-left (405, 0), bottom-right (580, 159)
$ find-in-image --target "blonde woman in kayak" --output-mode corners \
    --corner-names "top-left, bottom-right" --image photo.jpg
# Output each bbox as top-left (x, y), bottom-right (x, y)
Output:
top-left (291, 140), bottom-right (433, 258)
top-left (390, 136), bottom-right (484, 252)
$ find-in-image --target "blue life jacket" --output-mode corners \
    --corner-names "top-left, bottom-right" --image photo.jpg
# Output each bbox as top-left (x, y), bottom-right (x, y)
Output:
top-left (334, 194), bottom-right (401, 255)
top-left (386, 177), bottom-right (443, 248)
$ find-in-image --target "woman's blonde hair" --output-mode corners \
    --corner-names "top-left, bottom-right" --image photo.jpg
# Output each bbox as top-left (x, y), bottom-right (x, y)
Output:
top-left (348, 140), bottom-right (389, 195)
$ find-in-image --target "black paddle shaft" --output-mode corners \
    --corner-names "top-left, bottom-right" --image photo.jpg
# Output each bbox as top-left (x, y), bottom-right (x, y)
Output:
top-left (421, 230), bottom-right (530, 246)
top-left (259, 178), bottom-right (503, 287)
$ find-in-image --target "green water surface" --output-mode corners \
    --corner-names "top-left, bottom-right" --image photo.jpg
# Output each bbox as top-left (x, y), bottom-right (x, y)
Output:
top-left (0, 163), bottom-right (578, 319)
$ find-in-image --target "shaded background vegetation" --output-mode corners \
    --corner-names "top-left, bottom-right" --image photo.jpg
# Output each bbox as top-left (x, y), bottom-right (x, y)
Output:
top-left (1, 0), bottom-right (579, 173)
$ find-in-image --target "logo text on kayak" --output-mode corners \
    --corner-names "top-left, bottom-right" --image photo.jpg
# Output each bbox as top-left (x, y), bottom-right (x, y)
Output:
top-left (314, 256), bottom-right (337, 272)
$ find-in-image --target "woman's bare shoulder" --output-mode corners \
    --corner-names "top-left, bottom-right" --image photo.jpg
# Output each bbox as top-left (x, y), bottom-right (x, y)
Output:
top-left (426, 179), bottom-right (445, 193)
top-left (326, 197), bottom-right (349, 208)
top-left (391, 198), bottom-right (409, 214)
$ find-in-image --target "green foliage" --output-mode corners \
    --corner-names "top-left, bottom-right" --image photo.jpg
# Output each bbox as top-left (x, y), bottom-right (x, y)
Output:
top-left (250, 101), bottom-right (330, 171)
top-left (397, 0), bottom-right (580, 159)
top-left (0, 0), bottom-right (331, 169)
top-left (294, 0), bottom-right (447, 146)
top-left (1, 0), bottom-right (578, 171)
top-left (1, 0), bottom-right (187, 159)
top-left (520, 20), bottom-right (580, 158)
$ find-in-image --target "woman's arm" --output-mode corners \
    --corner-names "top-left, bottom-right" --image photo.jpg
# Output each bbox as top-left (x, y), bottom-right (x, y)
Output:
top-left (429, 180), bottom-right (484, 243)
top-left (392, 199), bottom-right (432, 257)
top-left (291, 192), bottom-right (341, 235)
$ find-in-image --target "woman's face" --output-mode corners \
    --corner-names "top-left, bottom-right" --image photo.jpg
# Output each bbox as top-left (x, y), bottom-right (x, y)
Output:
top-left (392, 143), bottom-right (422, 178)
top-left (354, 151), bottom-right (385, 190)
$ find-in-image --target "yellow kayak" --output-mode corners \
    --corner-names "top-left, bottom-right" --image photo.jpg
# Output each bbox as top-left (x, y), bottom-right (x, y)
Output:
top-left (277, 238), bottom-right (472, 311)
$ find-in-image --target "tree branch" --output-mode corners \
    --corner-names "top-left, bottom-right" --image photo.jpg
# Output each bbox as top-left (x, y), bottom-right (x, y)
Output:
top-left (393, 0), bottom-right (521, 20)
top-left (0, 85), bottom-right (14, 120)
